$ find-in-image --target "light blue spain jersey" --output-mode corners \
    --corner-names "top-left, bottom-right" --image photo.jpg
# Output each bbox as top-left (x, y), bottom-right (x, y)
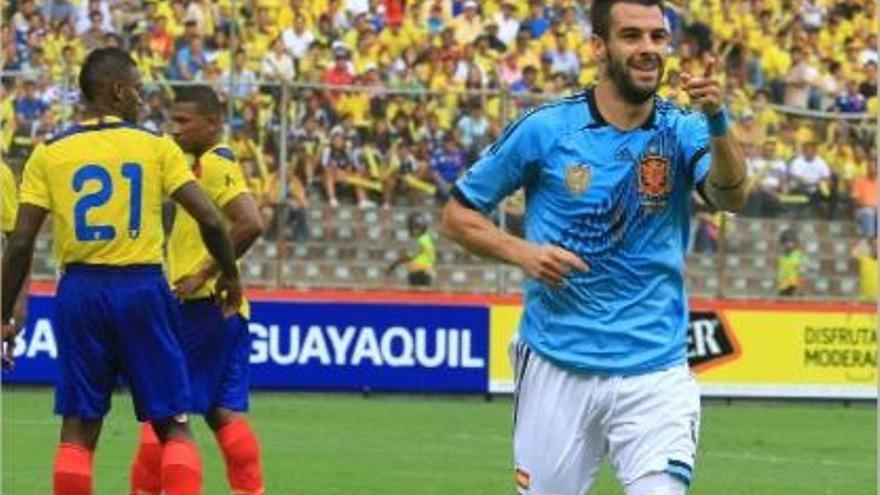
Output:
top-left (454, 88), bottom-right (712, 375)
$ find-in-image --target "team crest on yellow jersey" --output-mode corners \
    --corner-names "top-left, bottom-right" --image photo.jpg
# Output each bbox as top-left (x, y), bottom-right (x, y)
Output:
top-left (565, 164), bottom-right (591, 195)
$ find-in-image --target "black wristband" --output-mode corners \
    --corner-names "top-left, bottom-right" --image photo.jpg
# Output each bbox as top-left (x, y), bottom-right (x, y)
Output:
top-left (709, 174), bottom-right (747, 191)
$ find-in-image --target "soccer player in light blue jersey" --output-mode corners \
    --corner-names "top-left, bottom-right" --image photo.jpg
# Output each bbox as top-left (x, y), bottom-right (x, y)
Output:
top-left (442, 1), bottom-right (748, 494)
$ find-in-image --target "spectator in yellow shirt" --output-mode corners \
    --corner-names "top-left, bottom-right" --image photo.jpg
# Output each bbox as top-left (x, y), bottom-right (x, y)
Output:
top-left (852, 239), bottom-right (877, 302)
top-left (378, 19), bottom-right (412, 61)
top-left (777, 230), bottom-right (808, 297)
top-left (450, 0), bottom-right (484, 46)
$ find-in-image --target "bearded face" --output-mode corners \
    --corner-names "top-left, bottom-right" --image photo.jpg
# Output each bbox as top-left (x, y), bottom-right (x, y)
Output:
top-left (596, 3), bottom-right (670, 104)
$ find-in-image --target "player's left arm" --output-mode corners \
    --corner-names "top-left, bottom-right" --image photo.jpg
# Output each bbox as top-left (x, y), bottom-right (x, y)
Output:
top-left (682, 57), bottom-right (749, 212)
top-left (199, 193), bottom-right (264, 272)
top-left (2, 204), bottom-right (47, 366)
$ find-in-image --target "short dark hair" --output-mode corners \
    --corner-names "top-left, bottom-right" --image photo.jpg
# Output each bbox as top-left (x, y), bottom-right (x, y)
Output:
top-left (174, 85), bottom-right (223, 117)
top-left (591, 0), bottom-right (665, 40)
top-left (79, 47), bottom-right (137, 103)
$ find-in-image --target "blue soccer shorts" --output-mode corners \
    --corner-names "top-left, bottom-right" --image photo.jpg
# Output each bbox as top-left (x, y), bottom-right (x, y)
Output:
top-left (54, 264), bottom-right (191, 421)
top-left (177, 298), bottom-right (251, 414)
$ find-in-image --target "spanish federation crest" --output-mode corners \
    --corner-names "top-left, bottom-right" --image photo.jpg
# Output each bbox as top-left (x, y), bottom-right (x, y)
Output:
top-left (638, 153), bottom-right (672, 208)
top-left (565, 164), bottom-right (591, 195)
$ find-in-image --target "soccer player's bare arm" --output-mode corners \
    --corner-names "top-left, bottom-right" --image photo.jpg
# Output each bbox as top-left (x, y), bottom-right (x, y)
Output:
top-left (174, 192), bottom-right (263, 298)
top-left (682, 57), bottom-right (748, 212)
top-left (219, 193), bottom-right (263, 258)
top-left (442, 197), bottom-right (587, 287)
top-left (702, 131), bottom-right (749, 211)
top-left (1, 203), bottom-right (48, 364)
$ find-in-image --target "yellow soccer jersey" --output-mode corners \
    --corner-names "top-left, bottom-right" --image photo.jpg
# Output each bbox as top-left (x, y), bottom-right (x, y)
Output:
top-left (18, 116), bottom-right (195, 266)
top-left (166, 144), bottom-right (251, 316)
top-left (0, 160), bottom-right (18, 233)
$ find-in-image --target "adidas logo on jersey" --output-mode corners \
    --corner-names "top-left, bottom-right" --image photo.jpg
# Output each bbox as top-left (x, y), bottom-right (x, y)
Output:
top-left (614, 146), bottom-right (634, 163)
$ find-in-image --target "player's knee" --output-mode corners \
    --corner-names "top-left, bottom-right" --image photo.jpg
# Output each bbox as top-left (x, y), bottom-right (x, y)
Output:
top-left (205, 406), bottom-right (242, 432)
top-left (60, 417), bottom-right (103, 451)
top-left (150, 414), bottom-right (194, 444)
top-left (625, 472), bottom-right (688, 495)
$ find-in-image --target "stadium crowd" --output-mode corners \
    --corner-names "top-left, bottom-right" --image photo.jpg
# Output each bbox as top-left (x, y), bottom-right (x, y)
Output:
top-left (0, 0), bottom-right (877, 240)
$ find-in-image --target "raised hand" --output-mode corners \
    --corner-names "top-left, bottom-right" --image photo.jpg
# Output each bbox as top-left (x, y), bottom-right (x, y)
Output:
top-left (681, 54), bottom-right (724, 116)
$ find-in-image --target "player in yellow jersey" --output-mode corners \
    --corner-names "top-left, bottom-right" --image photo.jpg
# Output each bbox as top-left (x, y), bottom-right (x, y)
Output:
top-left (0, 48), bottom-right (241, 495)
top-left (0, 159), bottom-right (27, 366)
top-left (129, 85), bottom-right (266, 495)
top-left (0, 160), bottom-right (17, 236)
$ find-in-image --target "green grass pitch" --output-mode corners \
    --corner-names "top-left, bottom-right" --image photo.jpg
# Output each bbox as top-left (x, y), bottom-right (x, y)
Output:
top-left (2, 388), bottom-right (875, 494)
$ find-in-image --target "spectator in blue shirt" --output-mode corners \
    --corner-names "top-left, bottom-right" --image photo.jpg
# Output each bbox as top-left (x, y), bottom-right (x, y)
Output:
top-left (521, 1), bottom-right (550, 39)
top-left (431, 133), bottom-right (466, 200)
top-left (511, 65), bottom-right (539, 93)
top-left (14, 79), bottom-right (48, 126)
top-left (170, 35), bottom-right (208, 81)
top-left (43, 0), bottom-right (75, 26)
top-left (834, 79), bottom-right (867, 112)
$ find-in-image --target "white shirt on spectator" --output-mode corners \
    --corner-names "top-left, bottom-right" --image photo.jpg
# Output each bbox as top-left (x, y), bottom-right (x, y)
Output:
top-left (790, 154), bottom-right (830, 189)
top-left (493, 12), bottom-right (520, 46)
top-left (784, 61), bottom-right (818, 108)
top-left (819, 72), bottom-right (841, 103)
top-left (220, 69), bottom-right (258, 99)
top-left (859, 49), bottom-right (878, 67)
top-left (345, 0), bottom-right (370, 16)
top-left (282, 28), bottom-right (315, 60)
top-left (747, 156), bottom-right (788, 191)
top-left (261, 51), bottom-right (296, 81)
top-left (551, 50), bottom-right (580, 77)
top-left (800, 2), bottom-right (825, 30)
top-left (11, 9), bottom-right (30, 33)
top-left (184, 2), bottom-right (210, 34)
top-left (74, 0), bottom-right (113, 34)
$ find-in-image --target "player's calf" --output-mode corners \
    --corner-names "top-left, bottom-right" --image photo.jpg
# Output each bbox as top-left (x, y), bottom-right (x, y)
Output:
top-left (209, 408), bottom-right (265, 495)
top-left (129, 423), bottom-right (162, 495)
top-left (152, 415), bottom-right (203, 495)
top-left (53, 442), bottom-right (93, 495)
top-left (55, 417), bottom-right (103, 495)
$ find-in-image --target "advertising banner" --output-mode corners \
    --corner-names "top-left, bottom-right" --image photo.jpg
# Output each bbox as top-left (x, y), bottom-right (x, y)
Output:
top-left (5, 296), bottom-right (490, 394)
top-left (487, 303), bottom-right (877, 399)
top-left (6, 291), bottom-right (875, 399)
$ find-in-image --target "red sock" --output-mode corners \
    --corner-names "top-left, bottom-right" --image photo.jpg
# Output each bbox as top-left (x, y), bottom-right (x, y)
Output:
top-left (161, 440), bottom-right (202, 495)
top-left (130, 423), bottom-right (162, 495)
top-left (216, 419), bottom-right (265, 495)
top-left (53, 443), bottom-right (93, 495)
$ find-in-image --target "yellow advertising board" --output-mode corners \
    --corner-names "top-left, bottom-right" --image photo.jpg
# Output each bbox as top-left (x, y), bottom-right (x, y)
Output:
top-left (489, 302), bottom-right (877, 399)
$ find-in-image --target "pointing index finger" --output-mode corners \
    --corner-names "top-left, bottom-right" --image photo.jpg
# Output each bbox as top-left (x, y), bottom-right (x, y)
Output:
top-left (703, 54), bottom-right (717, 78)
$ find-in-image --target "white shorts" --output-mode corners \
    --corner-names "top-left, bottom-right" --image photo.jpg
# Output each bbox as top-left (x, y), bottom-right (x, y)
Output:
top-left (511, 341), bottom-right (700, 495)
